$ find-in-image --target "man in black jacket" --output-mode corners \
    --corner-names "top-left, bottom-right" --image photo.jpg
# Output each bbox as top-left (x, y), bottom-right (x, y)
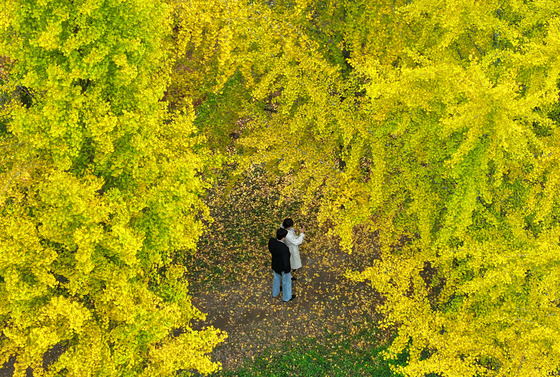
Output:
top-left (268, 228), bottom-right (295, 302)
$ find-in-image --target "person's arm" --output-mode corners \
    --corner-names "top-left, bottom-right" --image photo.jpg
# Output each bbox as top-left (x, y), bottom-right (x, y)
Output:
top-left (286, 229), bottom-right (305, 246)
top-left (282, 246), bottom-right (291, 273)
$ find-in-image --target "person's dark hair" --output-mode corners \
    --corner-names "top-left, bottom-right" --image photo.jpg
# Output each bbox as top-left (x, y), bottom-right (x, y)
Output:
top-left (282, 218), bottom-right (294, 229)
top-left (276, 228), bottom-right (288, 240)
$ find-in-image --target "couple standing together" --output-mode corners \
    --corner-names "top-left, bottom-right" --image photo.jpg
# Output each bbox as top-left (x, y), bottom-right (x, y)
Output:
top-left (268, 218), bottom-right (305, 302)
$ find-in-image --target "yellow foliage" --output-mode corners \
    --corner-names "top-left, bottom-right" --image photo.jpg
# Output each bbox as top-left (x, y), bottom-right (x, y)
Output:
top-left (172, 0), bottom-right (560, 375)
top-left (0, 0), bottom-right (223, 375)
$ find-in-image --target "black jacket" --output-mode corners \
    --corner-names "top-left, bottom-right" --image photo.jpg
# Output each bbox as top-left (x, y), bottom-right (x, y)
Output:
top-left (268, 238), bottom-right (291, 274)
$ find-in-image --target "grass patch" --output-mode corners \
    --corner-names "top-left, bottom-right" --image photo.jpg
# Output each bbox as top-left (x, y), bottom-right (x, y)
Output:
top-left (213, 328), bottom-right (407, 377)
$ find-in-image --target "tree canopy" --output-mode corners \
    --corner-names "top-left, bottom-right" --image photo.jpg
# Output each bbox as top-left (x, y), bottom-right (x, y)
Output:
top-left (2, 0), bottom-right (560, 376)
top-left (172, 0), bottom-right (560, 375)
top-left (0, 0), bottom-right (224, 375)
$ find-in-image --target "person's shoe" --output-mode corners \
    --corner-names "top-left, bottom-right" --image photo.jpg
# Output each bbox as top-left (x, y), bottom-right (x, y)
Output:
top-left (291, 277), bottom-right (297, 281)
top-left (284, 295), bottom-right (296, 302)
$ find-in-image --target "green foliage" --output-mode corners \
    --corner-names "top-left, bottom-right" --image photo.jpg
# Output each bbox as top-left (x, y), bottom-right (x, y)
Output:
top-left (192, 71), bottom-right (256, 153)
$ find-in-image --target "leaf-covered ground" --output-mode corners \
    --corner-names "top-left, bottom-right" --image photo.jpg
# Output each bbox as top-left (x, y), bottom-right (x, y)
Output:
top-left (186, 166), bottom-right (392, 374)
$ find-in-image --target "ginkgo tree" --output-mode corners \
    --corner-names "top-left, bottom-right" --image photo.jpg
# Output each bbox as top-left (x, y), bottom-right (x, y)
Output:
top-left (343, 2), bottom-right (560, 375)
top-left (0, 0), bottom-right (224, 376)
top-left (173, 0), bottom-right (560, 375)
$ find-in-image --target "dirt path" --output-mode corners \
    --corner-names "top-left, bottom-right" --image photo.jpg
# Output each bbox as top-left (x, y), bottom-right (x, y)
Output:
top-left (191, 249), bottom-right (383, 371)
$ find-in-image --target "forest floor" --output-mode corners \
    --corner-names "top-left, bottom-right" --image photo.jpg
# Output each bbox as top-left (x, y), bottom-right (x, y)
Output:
top-left (191, 244), bottom-right (386, 371)
top-left (187, 166), bottom-right (389, 373)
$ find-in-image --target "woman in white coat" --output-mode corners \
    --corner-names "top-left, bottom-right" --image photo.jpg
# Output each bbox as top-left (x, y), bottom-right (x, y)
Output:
top-left (282, 218), bottom-right (305, 280)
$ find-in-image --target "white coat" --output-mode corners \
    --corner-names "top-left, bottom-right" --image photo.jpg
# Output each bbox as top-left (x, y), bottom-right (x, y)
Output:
top-left (285, 228), bottom-right (304, 270)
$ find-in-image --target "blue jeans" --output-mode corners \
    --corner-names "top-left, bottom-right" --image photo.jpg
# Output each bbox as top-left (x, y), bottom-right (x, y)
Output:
top-left (272, 271), bottom-right (292, 301)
